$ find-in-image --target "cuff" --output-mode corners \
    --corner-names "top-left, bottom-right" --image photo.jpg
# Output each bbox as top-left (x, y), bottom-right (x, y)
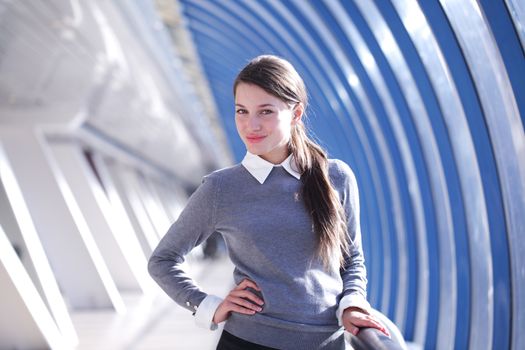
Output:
top-left (194, 294), bottom-right (223, 330)
top-left (336, 293), bottom-right (371, 326)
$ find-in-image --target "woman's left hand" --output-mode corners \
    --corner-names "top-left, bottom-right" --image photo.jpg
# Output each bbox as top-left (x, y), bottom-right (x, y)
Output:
top-left (342, 307), bottom-right (390, 337)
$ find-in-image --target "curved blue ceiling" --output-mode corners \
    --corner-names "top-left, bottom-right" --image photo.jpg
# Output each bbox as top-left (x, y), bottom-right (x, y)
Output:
top-left (180, 1), bottom-right (525, 350)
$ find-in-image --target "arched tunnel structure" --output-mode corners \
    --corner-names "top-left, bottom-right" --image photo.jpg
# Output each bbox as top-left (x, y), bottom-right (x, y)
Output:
top-left (0, 1), bottom-right (523, 349)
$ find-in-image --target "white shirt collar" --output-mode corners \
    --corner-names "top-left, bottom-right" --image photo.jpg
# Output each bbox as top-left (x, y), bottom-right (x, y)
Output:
top-left (241, 152), bottom-right (301, 184)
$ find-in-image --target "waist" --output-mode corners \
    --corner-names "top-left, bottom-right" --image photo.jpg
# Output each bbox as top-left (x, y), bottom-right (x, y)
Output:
top-left (224, 313), bottom-right (345, 350)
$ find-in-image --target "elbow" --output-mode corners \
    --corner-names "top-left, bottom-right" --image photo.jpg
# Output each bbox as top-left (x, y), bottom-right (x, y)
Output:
top-left (147, 249), bottom-right (184, 280)
top-left (147, 253), bottom-right (161, 280)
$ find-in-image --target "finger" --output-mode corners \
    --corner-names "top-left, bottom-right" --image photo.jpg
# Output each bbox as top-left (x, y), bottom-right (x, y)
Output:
top-left (378, 322), bottom-right (390, 337)
top-left (225, 301), bottom-right (258, 315)
top-left (226, 296), bottom-right (263, 312)
top-left (229, 290), bottom-right (264, 305)
top-left (235, 279), bottom-right (261, 291)
top-left (355, 318), bottom-right (390, 337)
top-left (368, 318), bottom-right (389, 336)
top-left (345, 324), bottom-right (359, 336)
top-left (226, 295), bottom-right (262, 311)
top-left (378, 324), bottom-right (390, 337)
top-left (350, 316), bottom-right (382, 329)
top-left (368, 323), bottom-right (390, 337)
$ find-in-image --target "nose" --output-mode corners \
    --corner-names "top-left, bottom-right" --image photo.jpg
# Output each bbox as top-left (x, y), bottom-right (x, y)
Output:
top-left (248, 115), bottom-right (261, 131)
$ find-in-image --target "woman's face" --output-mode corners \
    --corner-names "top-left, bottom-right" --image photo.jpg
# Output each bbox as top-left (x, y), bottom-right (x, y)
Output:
top-left (235, 83), bottom-right (302, 164)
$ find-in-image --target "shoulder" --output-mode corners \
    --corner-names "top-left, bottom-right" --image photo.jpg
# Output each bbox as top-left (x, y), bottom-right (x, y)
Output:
top-left (202, 163), bottom-right (245, 185)
top-left (328, 159), bottom-right (360, 208)
top-left (328, 159), bottom-right (356, 187)
top-left (189, 164), bottom-right (244, 201)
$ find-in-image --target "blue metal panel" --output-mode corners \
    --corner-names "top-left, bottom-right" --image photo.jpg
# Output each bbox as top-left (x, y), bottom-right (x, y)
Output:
top-left (418, 3), bottom-right (512, 349)
top-left (367, 6), bottom-right (443, 345)
top-left (506, 0), bottom-right (525, 51)
top-left (439, 1), bottom-right (525, 349)
top-left (373, 3), bottom-right (471, 349)
top-left (483, 0), bottom-right (525, 129)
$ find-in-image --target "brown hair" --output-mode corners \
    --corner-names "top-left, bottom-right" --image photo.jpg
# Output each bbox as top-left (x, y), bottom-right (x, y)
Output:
top-left (233, 55), bottom-right (350, 268)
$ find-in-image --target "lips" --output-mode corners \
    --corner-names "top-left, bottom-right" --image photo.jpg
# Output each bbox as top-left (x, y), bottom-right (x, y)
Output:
top-left (246, 135), bottom-right (266, 143)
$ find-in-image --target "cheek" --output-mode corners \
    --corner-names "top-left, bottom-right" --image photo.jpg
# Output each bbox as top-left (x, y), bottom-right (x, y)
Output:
top-left (275, 118), bottom-right (293, 137)
top-left (235, 117), bottom-right (244, 132)
top-left (268, 116), bottom-right (286, 132)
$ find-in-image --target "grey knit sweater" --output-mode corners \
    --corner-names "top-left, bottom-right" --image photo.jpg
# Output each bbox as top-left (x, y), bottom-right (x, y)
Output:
top-left (148, 158), bottom-right (368, 349)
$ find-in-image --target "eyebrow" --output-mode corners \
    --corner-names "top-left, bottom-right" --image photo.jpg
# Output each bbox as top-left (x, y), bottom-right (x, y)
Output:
top-left (235, 103), bottom-right (276, 108)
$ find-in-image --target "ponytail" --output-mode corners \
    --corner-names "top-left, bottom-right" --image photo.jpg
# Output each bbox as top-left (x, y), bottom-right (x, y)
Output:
top-left (290, 121), bottom-right (350, 269)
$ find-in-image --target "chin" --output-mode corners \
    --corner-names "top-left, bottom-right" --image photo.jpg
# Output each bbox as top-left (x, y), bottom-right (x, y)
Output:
top-left (246, 146), bottom-right (266, 155)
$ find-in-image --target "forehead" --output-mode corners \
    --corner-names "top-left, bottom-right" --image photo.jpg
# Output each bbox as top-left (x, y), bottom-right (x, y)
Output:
top-left (235, 83), bottom-right (287, 107)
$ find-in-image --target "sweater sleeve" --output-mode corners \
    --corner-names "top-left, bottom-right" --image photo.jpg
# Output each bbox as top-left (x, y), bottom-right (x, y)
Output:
top-left (148, 174), bottom-right (219, 313)
top-left (335, 161), bottom-right (371, 317)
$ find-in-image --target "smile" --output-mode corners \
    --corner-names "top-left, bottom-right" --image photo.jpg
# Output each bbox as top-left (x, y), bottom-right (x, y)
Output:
top-left (246, 136), bottom-right (266, 143)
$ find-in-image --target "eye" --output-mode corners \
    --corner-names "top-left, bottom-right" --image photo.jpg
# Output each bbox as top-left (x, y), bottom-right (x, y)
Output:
top-left (260, 109), bottom-right (274, 116)
top-left (236, 108), bottom-right (248, 115)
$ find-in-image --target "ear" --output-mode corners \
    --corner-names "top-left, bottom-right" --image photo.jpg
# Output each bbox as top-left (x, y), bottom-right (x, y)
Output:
top-left (291, 103), bottom-right (304, 125)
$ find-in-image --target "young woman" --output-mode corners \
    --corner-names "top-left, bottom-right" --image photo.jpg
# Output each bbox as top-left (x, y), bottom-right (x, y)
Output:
top-left (148, 55), bottom-right (391, 349)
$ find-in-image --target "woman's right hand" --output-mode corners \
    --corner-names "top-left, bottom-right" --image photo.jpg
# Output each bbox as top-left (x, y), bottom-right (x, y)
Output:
top-left (212, 279), bottom-right (264, 324)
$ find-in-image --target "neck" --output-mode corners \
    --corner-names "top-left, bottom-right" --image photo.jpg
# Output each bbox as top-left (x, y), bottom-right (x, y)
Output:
top-left (260, 151), bottom-right (290, 165)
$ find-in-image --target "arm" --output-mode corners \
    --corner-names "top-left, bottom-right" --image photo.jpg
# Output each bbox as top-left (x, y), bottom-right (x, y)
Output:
top-left (148, 175), bottom-right (220, 323)
top-left (336, 161), bottom-right (370, 319)
top-left (335, 162), bottom-right (389, 336)
top-left (148, 174), bottom-right (264, 330)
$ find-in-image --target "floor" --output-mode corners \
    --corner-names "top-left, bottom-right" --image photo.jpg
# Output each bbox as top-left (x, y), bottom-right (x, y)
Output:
top-left (72, 257), bottom-right (234, 350)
